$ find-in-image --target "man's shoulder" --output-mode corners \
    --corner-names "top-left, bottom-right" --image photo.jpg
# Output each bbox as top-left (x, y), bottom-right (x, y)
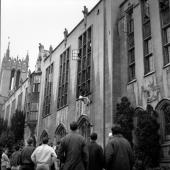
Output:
top-left (90, 142), bottom-right (102, 148)
top-left (23, 145), bottom-right (35, 151)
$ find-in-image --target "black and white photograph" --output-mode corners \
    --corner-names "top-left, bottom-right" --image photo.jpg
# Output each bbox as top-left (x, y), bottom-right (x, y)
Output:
top-left (0, 0), bottom-right (170, 169)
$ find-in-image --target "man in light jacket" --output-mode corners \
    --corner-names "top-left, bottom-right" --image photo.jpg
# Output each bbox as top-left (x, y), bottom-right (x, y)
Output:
top-left (31, 136), bottom-right (57, 170)
top-left (1, 148), bottom-right (10, 170)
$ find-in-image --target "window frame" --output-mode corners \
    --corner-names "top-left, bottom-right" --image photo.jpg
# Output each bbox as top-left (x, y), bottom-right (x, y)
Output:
top-left (141, 0), bottom-right (154, 75)
top-left (43, 63), bottom-right (53, 117)
top-left (126, 8), bottom-right (136, 82)
top-left (57, 48), bottom-right (70, 110)
top-left (159, 0), bottom-right (170, 65)
top-left (76, 26), bottom-right (92, 98)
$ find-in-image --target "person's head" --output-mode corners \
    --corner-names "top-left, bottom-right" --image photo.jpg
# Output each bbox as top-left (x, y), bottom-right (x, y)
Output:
top-left (56, 141), bottom-right (61, 146)
top-left (27, 137), bottom-right (34, 146)
top-left (90, 132), bottom-right (97, 141)
top-left (3, 148), bottom-right (8, 154)
top-left (15, 145), bottom-right (20, 151)
top-left (111, 124), bottom-right (122, 135)
top-left (42, 136), bottom-right (49, 144)
top-left (70, 121), bottom-right (78, 131)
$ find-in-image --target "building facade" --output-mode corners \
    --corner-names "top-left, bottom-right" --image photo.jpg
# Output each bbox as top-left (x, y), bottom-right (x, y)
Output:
top-left (0, 44), bottom-right (42, 145)
top-left (118, 0), bottom-right (170, 167)
top-left (24, 71), bottom-right (41, 145)
top-left (0, 43), bottom-right (29, 116)
top-left (37, 0), bottom-right (124, 146)
top-left (37, 0), bottom-right (170, 167)
top-left (1, 0), bottom-right (170, 167)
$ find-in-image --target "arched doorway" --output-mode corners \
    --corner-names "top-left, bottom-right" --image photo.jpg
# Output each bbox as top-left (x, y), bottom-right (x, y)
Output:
top-left (55, 123), bottom-right (67, 142)
top-left (134, 107), bottom-right (144, 127)
top-left (77, 115), bottom-right (91, 142)
top-left (40, 130), bottom-right (48, 144)
top-left (155, 99), bottom-right (170, 141)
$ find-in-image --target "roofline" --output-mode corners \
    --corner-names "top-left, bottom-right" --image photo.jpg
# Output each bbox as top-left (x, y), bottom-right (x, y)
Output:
top-left (44, 0), bottom-right (103, 62)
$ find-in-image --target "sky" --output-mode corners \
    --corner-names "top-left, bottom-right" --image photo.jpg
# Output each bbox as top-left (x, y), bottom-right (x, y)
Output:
top-left (1, 0), bottom-right (99, 71)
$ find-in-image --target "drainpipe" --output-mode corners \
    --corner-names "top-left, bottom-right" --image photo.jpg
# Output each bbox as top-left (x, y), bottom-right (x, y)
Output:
top-left (103, 0), bottom-right (106, 150)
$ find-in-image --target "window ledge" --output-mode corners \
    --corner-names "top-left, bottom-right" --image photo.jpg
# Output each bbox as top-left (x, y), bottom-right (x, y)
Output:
top-left (127, 79), bottom-right (137, 85)
top-left (144, 71), bottom-right (155, 78)
top-left (163, 42), bottom-right (170, 47)
top-left (163, 62), bottom-right (170, 69)
top-left (42, 113), bottom-right (52, 119)
top-left (57, 105), bottom-right (68, 111)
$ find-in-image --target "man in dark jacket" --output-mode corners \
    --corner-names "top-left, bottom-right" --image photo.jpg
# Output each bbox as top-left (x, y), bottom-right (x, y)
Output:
top-left (58, 121), bottom-right (89, 170)
top-left (88, 132), bottom-right (104, 170)
top-left (10, 145), bottom-right (21, 170)
top-left (105, 124), bottom-right (134, 170)
top-left (20, 138), bottom-right (35, 170)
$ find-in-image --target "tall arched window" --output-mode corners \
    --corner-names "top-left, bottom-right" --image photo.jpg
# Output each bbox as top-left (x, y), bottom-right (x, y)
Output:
top-left (9, 69), bottom-right (15, 90)
top-left (55, 123), bottom-right (67, 142)
top-left (40, 130), bottom-right (48, 143)
top-left (16, 70), bottom-right (21, 89)
top-left (156, 99), bottom-right (170, 140)
top-left (77, 115), bottom-right (91, 142)
top-left (162, 103), bottom-right (170, 136)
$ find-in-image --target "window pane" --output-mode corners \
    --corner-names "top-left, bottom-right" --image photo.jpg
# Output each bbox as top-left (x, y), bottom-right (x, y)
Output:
top-left (79, 36), bottom-right (82, 48)
top-left (143, 21), bottom-right (151, 38)
top-left (149, 55), bottom-right (154, 71)
top-left (166, 27), bottom-right (170, 43)
top-left (128, 33), bottom-right (134, 48)
top-left (143, 0), bottom-right (150, 21)
top-left (164, 46), bottom-right (170, 64)
top-left (129, 64), bottom-right (135, 81)
top-left (128, 49), bottom-right (135, 64)
top-left (43, 63), bottom-right (53, 116)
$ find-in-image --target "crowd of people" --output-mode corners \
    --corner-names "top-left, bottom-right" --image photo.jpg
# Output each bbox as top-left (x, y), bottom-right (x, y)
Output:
top-left (1, 122), bottom-right (133, 170)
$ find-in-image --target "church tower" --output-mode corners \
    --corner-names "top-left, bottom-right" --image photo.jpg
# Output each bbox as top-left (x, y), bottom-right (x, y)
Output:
top-left (0, 42), bottom-right (29, 101)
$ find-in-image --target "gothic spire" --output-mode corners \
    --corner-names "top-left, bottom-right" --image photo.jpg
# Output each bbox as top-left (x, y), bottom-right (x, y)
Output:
top-left (26, 51), bottom-right (29, 62)
top-left (6, 38), bottom-right (10, 58)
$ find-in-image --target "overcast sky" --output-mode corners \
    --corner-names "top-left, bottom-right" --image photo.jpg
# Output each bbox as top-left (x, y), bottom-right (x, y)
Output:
top-left (1, 0), bottom-right (99, 71)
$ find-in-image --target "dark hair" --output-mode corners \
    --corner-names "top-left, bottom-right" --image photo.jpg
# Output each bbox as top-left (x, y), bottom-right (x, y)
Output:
top-left (111, 124), bottom-right (122, 135)
top-left (90, 132), bottom-right (97, 141)
top-left (15, 145), bottom-right (20, 151)
top-left (57, 141), bottom-right (61, 145)
top-left (42, 136), bottom-right (49, 144)
top-left (27, 138), bottom-right (33, 145)
top-left (70, 121), bottom-right (78, 131)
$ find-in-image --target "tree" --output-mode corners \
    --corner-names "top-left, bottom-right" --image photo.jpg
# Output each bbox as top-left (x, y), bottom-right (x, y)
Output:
top-left (134, 105), bottom-right (160, 169)
top-left (10, 110), bottom-right (25, 142)
top-left (0, 129), bottom-right (15, 148)
top-left (0, 117), bottom-right (7, 136)
top-left (116, 96), bottom-right (134, 146)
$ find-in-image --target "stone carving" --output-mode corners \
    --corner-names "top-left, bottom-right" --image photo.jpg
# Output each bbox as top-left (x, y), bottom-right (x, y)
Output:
top-left (63, 28), bottom-right (68, 47)
top-left (39, 43), bottom-right (44, 52)
top-left (142, 80), bottom-right (160, 103)
top-left (82, 6), bottom-right (88, 27)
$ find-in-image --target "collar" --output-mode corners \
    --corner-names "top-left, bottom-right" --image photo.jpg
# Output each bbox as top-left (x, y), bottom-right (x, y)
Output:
top-left (113, 134), bottom-right (123, 137)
